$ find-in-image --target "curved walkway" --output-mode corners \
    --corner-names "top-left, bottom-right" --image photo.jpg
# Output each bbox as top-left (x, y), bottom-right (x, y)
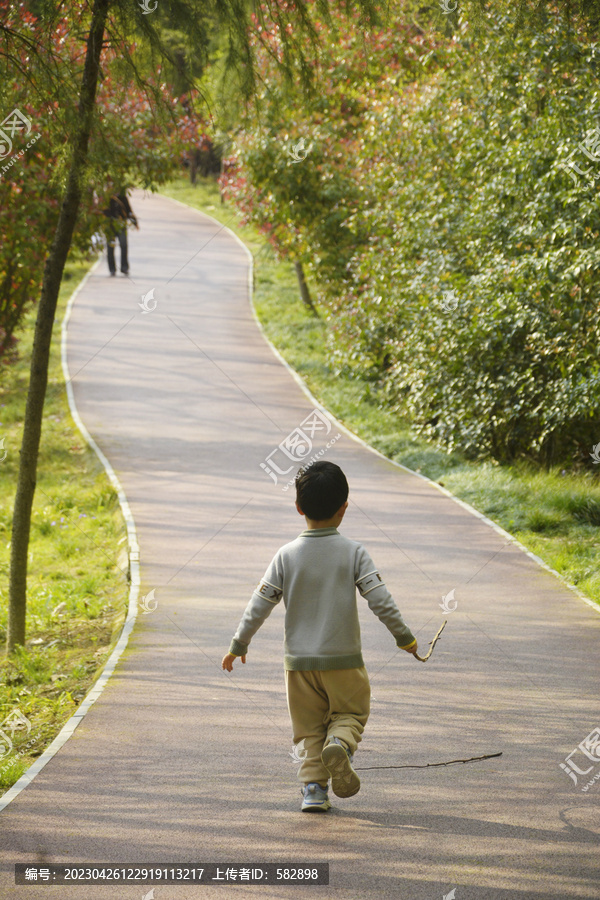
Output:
top-left (1, 192), bottom-right (599, 899)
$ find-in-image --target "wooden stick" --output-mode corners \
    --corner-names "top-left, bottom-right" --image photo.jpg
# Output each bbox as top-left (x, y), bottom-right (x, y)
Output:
top-left (413, 619), bottom-right (447, 661)
top-left (356, 751), bottom-right (503, 771)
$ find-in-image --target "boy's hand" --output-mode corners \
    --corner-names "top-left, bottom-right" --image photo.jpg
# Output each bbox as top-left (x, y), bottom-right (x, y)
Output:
top-left (222, 652), bottom-right (246, 672)
top-left (402, 640), bottom-right (418, 655)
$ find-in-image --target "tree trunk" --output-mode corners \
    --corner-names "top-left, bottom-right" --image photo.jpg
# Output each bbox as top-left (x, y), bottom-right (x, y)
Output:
top-left (294, 260), bottom-right (318, 316)
top-left (189, 148), bottom-right (199, 185)
top-left (7, 0), bottom-right (110, 653)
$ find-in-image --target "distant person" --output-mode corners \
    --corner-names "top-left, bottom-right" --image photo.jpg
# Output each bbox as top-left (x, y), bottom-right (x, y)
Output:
top-left (103, 189), bottom-right (138, 276)
top-left (222, 460), bottom-right (418, 812)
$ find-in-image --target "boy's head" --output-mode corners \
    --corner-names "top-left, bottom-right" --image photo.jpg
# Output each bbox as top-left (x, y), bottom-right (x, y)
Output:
top-left (295, 460), bottom-right (349, 522)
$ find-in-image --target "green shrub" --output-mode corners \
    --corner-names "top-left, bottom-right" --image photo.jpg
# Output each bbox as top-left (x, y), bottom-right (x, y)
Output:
top-left (337, 10), bottom-right (600, 465)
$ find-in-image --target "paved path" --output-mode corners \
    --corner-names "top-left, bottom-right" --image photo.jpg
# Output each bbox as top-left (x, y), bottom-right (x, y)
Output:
top-left (1, 192), bottom-right (599, 899)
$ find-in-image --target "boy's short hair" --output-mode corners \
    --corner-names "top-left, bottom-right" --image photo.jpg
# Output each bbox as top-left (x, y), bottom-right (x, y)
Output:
top-left (295, 460), bottom-right (349, 520)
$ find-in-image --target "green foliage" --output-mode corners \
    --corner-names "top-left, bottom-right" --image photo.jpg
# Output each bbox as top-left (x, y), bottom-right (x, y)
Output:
top-left (221, 3), bottom-right (600, 465)
top-left (221, 1), bottom-right (437, 300)
top-left (343, 9), bottom-right (600, 464)
top-left (219, 1), bottom-right (600, 467)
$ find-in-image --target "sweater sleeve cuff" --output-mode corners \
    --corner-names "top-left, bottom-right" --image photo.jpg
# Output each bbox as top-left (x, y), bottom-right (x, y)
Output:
top-left (229, 638), bottom-right (249, 656)
top-left (398, 637), bottom-right (417, 650)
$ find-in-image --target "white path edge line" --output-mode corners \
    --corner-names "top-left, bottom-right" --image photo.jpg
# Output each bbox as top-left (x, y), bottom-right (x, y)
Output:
top-left (166, 195), bottom-right (600, 619)
top-left (0, 257), bottom-right (141, 814)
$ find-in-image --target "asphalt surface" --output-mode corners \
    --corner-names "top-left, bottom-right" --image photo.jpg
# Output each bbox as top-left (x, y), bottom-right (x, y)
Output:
top-left (1, 191), bottom-right (599, 900)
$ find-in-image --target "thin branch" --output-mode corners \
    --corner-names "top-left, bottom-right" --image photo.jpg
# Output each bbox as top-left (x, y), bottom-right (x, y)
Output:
top-left (355, 751), bottom-right (503, 771)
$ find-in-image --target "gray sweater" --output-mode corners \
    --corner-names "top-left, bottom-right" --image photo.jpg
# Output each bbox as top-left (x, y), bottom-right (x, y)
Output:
top-left (229, 527), bottom-right (416, 671)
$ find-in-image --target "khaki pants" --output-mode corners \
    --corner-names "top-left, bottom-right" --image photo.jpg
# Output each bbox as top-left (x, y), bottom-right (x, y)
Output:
top-left (285, 667), bottom-right (371, 785)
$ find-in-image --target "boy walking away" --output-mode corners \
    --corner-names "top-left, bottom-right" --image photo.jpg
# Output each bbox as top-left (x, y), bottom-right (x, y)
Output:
top-left (222, 460), bottom-right (419, 812)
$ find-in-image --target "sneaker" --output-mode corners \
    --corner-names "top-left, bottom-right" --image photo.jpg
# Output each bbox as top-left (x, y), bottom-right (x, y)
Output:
top-left (321, 737), bottom-right (360, 798)
top-left (300, 782), bottom-right (331, 813)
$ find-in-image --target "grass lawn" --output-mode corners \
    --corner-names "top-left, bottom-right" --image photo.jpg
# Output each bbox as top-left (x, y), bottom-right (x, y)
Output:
top-left (0, 256), bottom-right (129, 794)
top-left (161, 174), bottom-right (600, 608)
